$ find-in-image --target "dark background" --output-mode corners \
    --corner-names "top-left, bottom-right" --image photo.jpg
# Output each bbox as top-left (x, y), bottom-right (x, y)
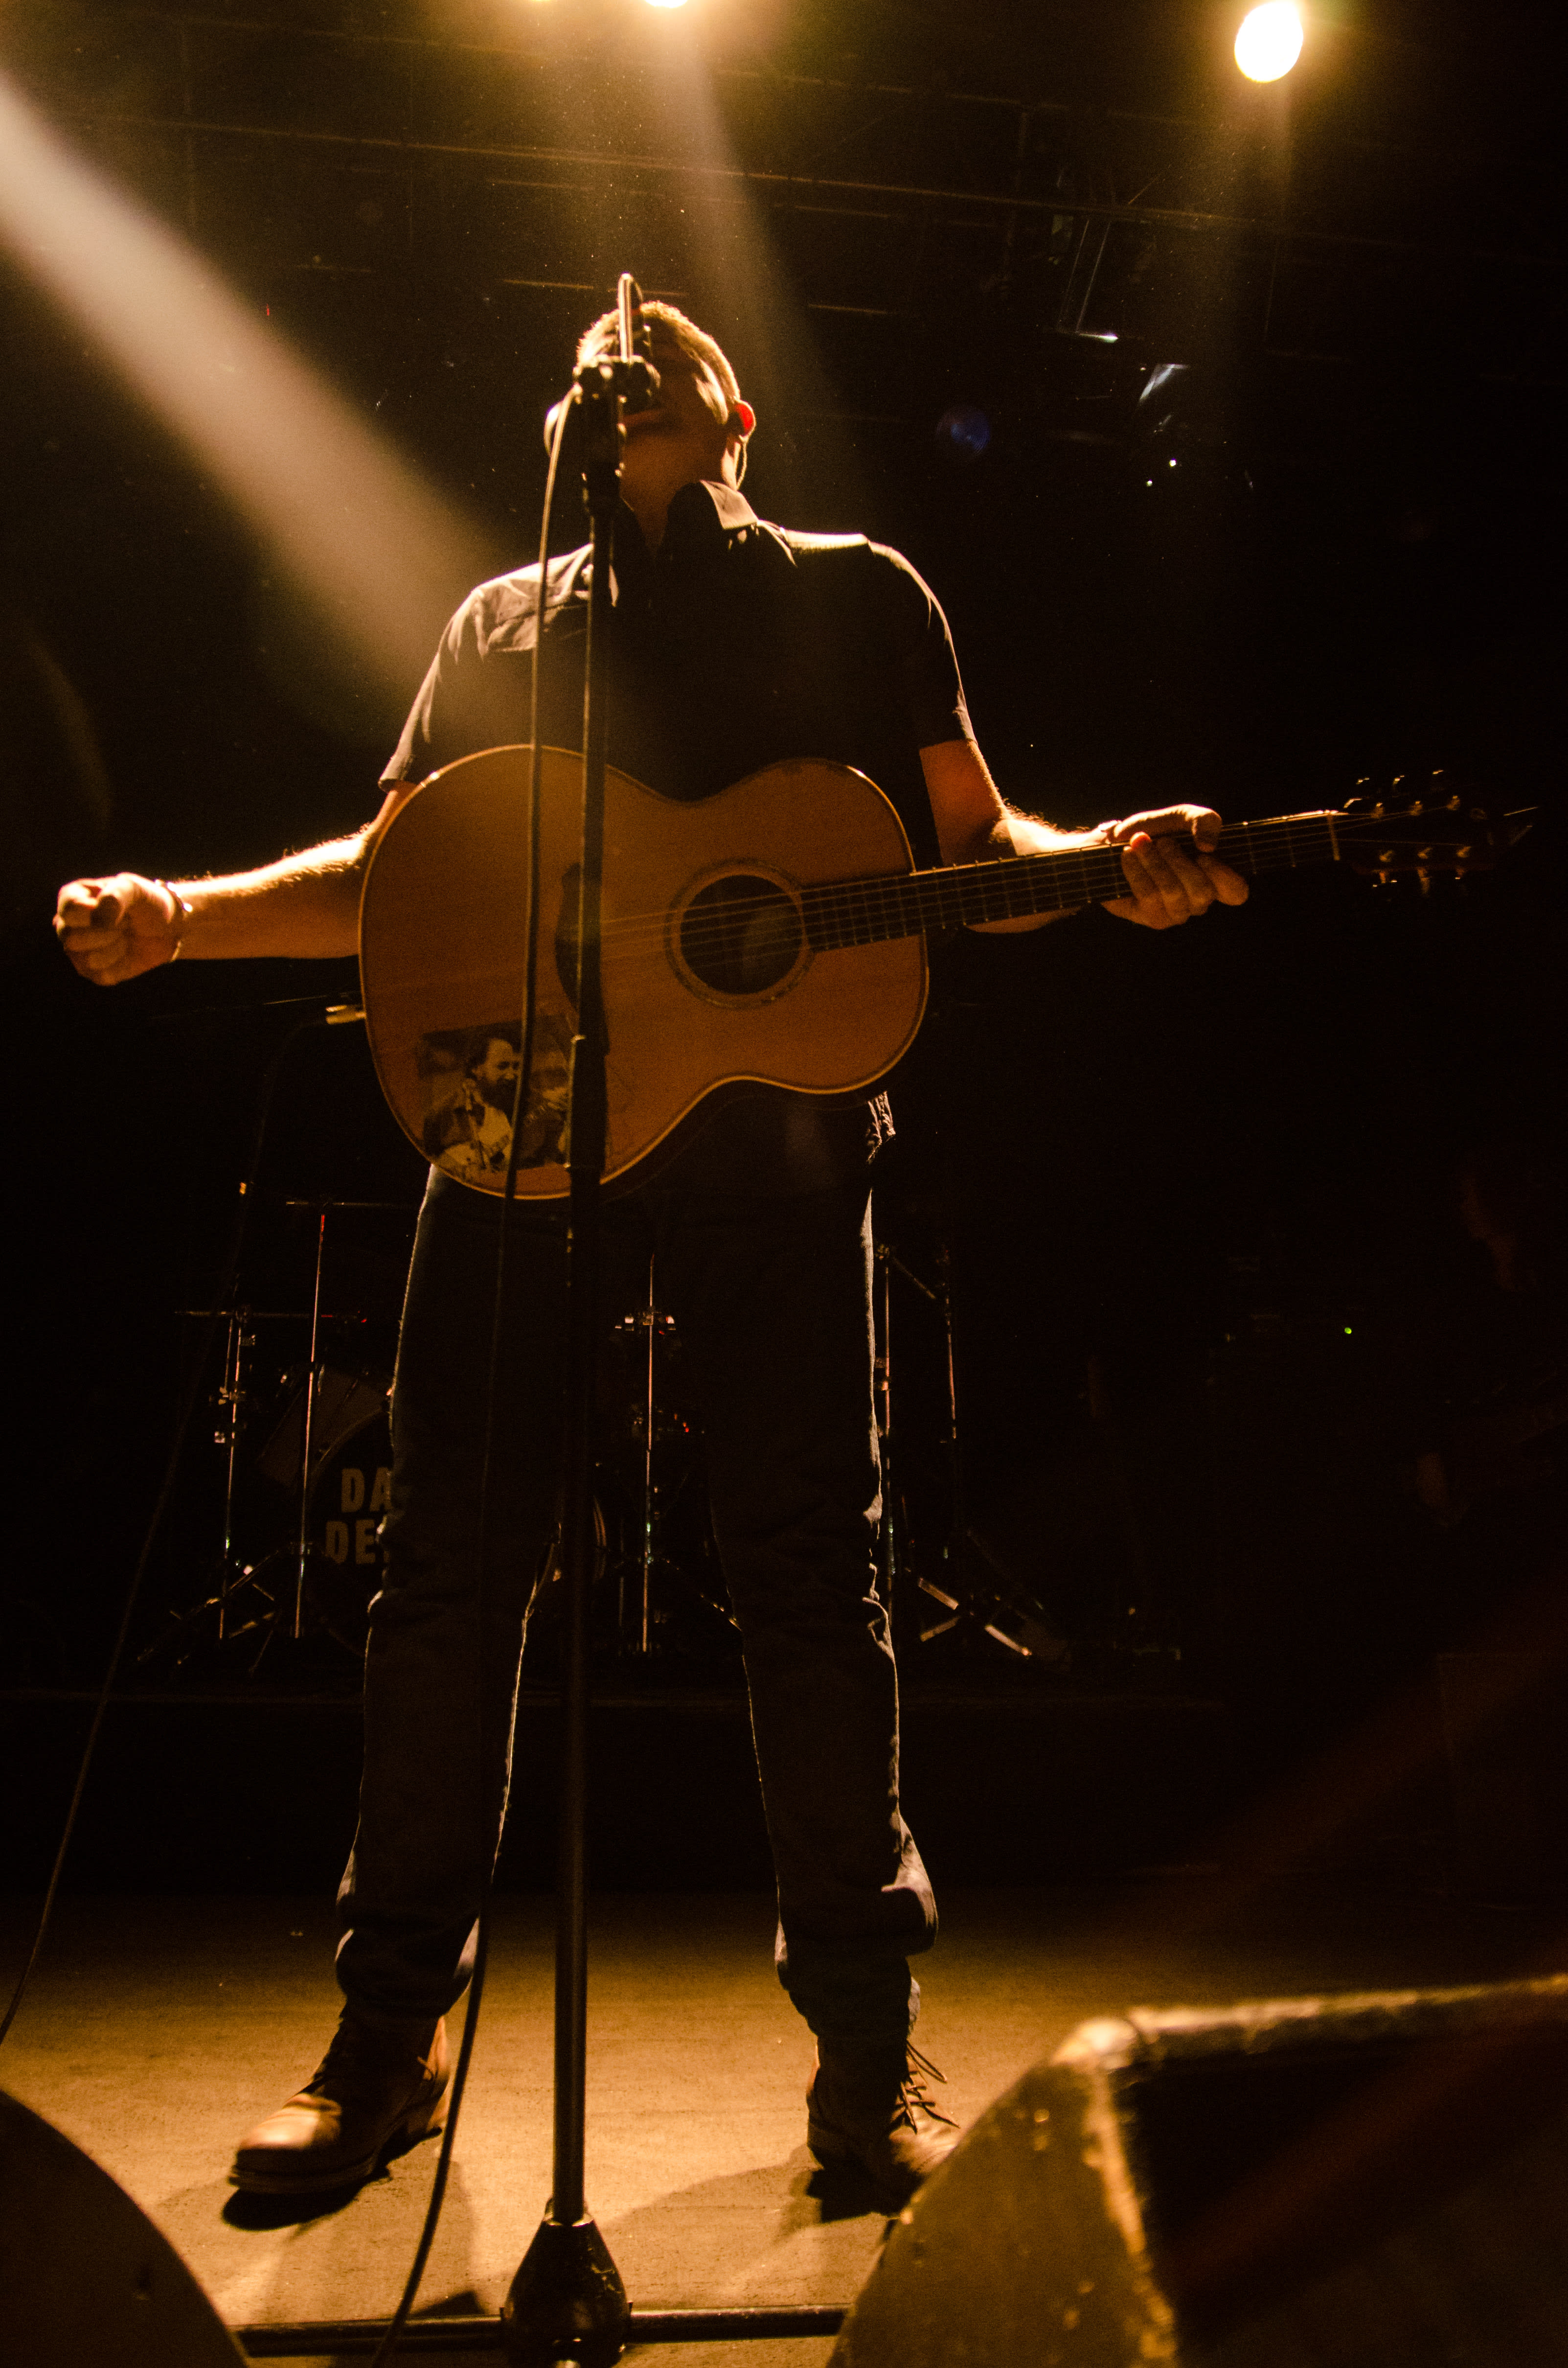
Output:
top-left (5, 0), bottom-right (1566, 1887)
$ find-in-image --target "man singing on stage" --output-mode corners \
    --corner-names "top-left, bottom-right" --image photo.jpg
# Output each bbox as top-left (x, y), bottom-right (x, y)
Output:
top-left (55, 301), bottom-right (1248, 2204)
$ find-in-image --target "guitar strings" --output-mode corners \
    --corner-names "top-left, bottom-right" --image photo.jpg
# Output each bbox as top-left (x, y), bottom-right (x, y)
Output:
top-left (598, 823), bottom-right (1333, 945)
top-left (466, 806), bottom-right (1457, 980)
top-left (553, 814), bottom-right (1349, 969)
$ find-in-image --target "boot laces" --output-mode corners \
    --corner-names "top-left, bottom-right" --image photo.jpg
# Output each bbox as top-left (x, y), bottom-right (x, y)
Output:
top-left (309, 2014), bottom-right (429, 2100)
top-left (897, 2044), bottom-right (958, 2133)
top-left (307, 2016), bottom-right (379, 2097)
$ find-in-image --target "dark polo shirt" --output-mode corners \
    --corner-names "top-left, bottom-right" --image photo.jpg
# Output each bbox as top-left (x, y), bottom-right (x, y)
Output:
top-left (383, 480), bottom-right (974, 1192)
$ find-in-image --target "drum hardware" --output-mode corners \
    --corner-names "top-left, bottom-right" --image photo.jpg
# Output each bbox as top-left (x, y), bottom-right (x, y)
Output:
top-left (293, 1205), bottom-right (330, 1642)
top-left (145, 1200), bottom-right (414, 1677)
top-left (142, 1303), bottom-right (285, 1664)
top-left (874, 1240), bottom-right (972, 1644)
top-left (160, 1208), bottom-right (736, 1676)
top-left (246, 1401), bottom-right (394, 1659)
top-left (876, 1239), bottom-right (1061, 1661)
top-left (212, 1304), bottom-right (255, 1643)
top-left (874, 1240), bottom-right (941, 1624)
top-left (255, 1366), bottom-right (392, 1492)
top-left (614, 1262), bottom-right (688, 1655)
top-left (599, 1265), bottom-right (735, 1661)
top-left (279, 1199), bottom-right (414, 1643)
top-left (527, 1497), bottom-right (610, 1634)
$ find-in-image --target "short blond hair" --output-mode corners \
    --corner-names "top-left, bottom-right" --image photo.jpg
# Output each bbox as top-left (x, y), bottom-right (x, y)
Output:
top-left (575, 299), bottom-right (745, 433)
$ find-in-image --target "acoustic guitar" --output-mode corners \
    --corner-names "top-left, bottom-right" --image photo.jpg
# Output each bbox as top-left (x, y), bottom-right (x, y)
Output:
top-left (357, 746), bottom-right (1510, 1200)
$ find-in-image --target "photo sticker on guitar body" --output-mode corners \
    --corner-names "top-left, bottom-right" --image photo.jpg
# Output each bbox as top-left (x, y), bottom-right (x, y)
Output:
top-left (416, 1011), bottom-right (573, 1185)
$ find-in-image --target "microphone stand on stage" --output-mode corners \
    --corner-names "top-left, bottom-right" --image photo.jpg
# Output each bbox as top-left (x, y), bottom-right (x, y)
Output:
top-left (501, 273), bottom-right (649, 2368)
top-left (501, 277), bottom-right (845, 2368)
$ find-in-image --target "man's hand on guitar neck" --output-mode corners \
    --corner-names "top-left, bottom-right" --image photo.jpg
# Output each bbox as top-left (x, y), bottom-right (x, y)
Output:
top-left (918, 742), bottom-right (1247, 932)
top-left (1101, 805), bottom-right (1250, 931)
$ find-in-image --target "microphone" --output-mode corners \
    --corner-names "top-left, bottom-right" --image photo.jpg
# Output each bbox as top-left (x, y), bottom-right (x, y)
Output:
top-left (617, 274), bottom-right (642, 365)
top-left (615, 272), bottom-right (662, 413)
top-left (541, 275), bottom-right (662, 454)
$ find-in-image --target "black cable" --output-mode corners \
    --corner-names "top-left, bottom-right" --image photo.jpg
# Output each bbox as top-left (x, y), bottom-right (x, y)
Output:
top-left (0, 1009), bottom-right (322, 2051)
top-left (368, 385), bottom-right (578, 2368)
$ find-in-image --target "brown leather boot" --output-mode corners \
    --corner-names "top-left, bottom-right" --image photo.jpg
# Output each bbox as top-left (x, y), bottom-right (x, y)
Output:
top-left (230, 2010), bottom-right (449, 2194)
top-left (806, 2041), bottom-right (959, 2203)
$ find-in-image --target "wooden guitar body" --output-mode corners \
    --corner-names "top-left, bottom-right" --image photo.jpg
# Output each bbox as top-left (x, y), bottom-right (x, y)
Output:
top-left (358, 745), bottom-right (928, 1199)
top-left (360, 749), bottom-right (1514, 1201)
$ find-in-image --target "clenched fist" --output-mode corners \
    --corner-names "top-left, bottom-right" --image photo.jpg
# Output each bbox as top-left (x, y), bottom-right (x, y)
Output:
top-left (54, 873), bottom-right (188, 985)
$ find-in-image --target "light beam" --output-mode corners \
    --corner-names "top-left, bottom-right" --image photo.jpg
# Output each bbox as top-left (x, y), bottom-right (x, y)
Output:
top-left (0, 71), bottom-right (491, 706)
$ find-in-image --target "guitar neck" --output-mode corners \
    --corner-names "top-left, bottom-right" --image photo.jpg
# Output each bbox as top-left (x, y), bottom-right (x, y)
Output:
top-left (803, 809), bottom-right (1344, 948)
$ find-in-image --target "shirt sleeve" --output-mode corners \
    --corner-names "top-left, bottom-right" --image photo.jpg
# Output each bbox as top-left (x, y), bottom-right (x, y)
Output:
top-left (865, 541), bottom-right (976, 751)
top-left (380, 578), bottom-right (539, 785)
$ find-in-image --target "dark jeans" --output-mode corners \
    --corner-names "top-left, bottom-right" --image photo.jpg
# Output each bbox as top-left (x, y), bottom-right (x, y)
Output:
top-left (336, 1167), bottom-right (936, 2045)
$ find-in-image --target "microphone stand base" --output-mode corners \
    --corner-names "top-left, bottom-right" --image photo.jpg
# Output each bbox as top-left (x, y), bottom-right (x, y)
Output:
top-left (502, 2215), bottom-right (629, 2367)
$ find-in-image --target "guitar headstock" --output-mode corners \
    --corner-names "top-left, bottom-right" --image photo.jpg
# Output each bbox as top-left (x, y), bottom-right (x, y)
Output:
top-left (1336, 771), bottom-right (1525, 889)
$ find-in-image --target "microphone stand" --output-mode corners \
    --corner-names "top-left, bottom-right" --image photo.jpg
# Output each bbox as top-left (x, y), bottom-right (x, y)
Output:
top-left (503, 289), bottom-right (655, 2368)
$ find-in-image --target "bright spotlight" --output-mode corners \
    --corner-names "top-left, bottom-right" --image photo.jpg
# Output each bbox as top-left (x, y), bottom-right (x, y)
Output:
top-left (1234, 2), bottom-right (1304, 81)
top-left (644, 0), bottom-right (690, 10)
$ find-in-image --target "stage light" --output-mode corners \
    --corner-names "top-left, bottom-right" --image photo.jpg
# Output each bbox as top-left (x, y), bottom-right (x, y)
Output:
top-left (644, 0), bottom-right (691, 11)
top-left (1234, 2), bottom-right (1304, 81)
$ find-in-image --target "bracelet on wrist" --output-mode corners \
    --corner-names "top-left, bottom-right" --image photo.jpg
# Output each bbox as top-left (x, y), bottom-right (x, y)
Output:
top-left (158, 881), bottom-right (193, 963)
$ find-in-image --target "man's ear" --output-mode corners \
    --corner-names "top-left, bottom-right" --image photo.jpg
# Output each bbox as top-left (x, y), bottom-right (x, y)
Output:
top-left (729, 400), bottom-right (757, 438)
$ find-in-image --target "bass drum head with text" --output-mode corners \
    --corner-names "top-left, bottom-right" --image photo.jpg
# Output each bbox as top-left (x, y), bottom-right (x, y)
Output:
top-left (304, 1409), bottom-right (393, 1655)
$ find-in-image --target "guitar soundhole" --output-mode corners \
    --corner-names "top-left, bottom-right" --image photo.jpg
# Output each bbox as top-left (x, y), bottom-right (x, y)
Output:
top-left (679, 874), bottom-right (804, 998)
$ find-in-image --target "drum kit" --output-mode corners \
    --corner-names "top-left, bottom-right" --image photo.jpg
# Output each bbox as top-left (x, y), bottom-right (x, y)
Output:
top-left (144, 1204), bottom-right (1063, 1681)
top-left (142, 1205), bottom-right (734, 1679)
top-left (140, 1199), bottom-right (405, 1678)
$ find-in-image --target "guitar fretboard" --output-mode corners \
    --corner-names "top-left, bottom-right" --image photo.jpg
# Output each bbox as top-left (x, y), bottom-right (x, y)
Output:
top-left (802, 811), bottom-right (1343, 949)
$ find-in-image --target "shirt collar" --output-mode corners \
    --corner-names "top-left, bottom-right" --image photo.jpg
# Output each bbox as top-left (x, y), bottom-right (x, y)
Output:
top-left (613, 477), bottom-right (759, 578)
top-left (682, 478), bottom-right (759, 537)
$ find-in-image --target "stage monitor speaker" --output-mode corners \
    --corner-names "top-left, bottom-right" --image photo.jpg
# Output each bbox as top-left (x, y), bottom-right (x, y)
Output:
top-left (0, 2088), bottom-right (247, 2366)
top-left (832, 1974), bottom-right (1568, 2367)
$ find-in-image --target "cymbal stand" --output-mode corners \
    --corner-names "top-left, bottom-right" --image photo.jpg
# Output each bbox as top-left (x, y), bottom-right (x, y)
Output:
top-left (213, 1304), bottom-right (255, 1640)
top-left (634, 1258), bottom-right (658, 1656)
top-left (292, 1206), bottom-right (328, 1641)
top-left (877, 1243), bottom-right (970, 1642)
top-left (873, 1241), bottom-right (928, 1620)
top-left (887, 1242), bottom-right (1048, 1659)
top-left (136, 1305), bottom-right (264, 1668)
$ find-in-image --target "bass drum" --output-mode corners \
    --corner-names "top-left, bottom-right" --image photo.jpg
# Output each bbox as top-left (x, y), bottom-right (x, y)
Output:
top-left (302, 1408), bottom-right (393, 1655)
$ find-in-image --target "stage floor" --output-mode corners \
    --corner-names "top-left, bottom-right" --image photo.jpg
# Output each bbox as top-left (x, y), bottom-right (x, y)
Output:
top-left (2, 1879), bottom-right (1564, 2365)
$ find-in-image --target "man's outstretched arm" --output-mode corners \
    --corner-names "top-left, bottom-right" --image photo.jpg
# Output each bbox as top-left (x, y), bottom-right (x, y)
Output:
top-left (54, 786), bottom-right (410, 984)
